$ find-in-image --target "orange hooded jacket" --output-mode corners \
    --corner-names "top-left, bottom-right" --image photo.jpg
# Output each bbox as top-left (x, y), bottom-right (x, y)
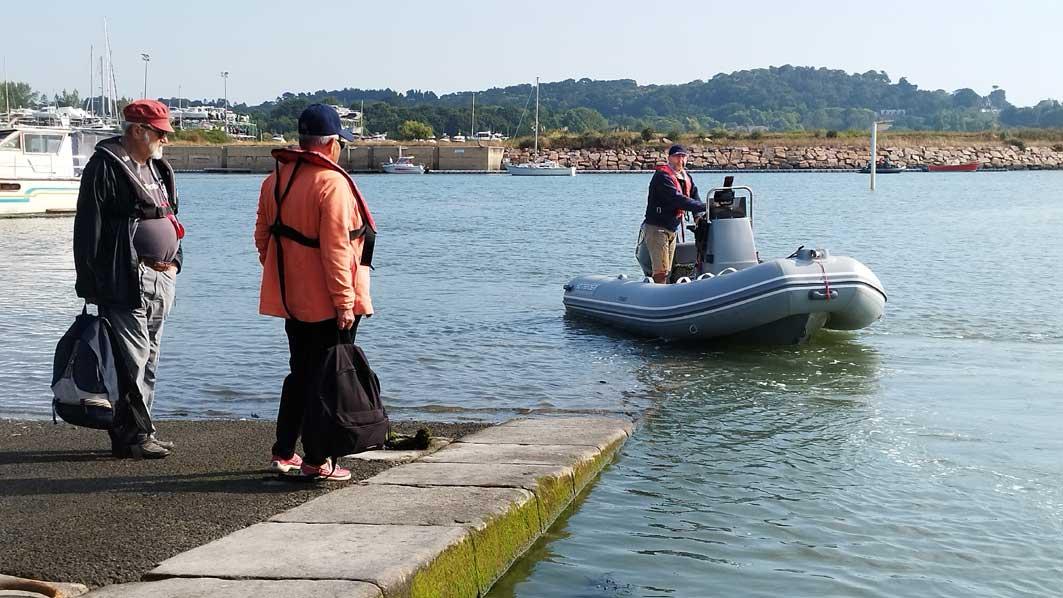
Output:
top-left (254, 148), bottom-right (375, 322)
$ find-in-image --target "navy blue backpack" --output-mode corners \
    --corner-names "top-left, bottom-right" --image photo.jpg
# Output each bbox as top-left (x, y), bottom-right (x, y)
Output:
top-left (51, 307), bottom-right (121, 429)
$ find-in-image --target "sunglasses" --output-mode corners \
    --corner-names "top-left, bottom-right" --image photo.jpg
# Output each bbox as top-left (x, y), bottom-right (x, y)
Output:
top-left (141, 124), bottom-right (169, 138)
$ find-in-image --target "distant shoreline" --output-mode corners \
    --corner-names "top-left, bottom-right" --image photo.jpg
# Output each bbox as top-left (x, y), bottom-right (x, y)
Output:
top-left (164, 140), bottom-right (1063, 173)
top-left (504, 143), bottom-right (1063, 172)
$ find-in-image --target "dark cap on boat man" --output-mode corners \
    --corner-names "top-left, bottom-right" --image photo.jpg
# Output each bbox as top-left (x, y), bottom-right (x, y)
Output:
top-left (639, 144), bottom-right (706, 283)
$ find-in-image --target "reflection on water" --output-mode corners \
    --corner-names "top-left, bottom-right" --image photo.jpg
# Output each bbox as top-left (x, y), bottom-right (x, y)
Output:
top-left (492, 333), bottom-right (1063, 597)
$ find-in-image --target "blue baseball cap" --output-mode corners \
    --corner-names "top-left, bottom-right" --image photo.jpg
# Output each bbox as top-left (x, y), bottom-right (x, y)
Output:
top-left (668, 144), bottom-right (689, 156)
top-left (298, 103), bottom-right (354, 141)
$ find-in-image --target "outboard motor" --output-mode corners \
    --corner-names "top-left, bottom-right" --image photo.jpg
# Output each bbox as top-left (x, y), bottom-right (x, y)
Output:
top-left (702, 176), bottom-right (759, 275)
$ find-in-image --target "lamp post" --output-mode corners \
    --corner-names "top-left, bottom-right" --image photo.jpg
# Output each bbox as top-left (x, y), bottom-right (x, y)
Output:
top-left (140, 53), bottom-right (150, 99)
top-left (219, 71), bottom-right (229, 133)
top-left (219, 71), bottom-right (229, 110)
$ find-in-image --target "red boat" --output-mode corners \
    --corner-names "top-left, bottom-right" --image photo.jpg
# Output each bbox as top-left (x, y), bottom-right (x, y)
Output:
top-left (927, 161), bottom-right (980, 172)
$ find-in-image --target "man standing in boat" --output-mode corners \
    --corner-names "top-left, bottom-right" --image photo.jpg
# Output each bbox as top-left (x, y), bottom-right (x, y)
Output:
top-left (642, 144), bottom-right (706, 284)
top-left (73, 99), bottom-right (183, 459)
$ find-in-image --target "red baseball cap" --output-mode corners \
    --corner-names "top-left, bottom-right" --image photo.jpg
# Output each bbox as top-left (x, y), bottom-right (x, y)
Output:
top-left (123, 99), bottom-right (174, 133)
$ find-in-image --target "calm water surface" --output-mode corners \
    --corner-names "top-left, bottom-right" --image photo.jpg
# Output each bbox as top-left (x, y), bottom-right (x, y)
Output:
top-left (1, 171), bottom-right (1061, 596)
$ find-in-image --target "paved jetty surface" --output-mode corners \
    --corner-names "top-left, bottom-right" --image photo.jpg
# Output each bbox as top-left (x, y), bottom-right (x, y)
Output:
top-left (82, 416), bottom-right (635, 598)
top-left (0, 419), bottom-right (486, 589)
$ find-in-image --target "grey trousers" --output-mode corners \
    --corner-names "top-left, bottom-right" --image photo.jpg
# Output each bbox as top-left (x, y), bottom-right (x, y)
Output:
top-left (102, 264), bottom-right (176, 444)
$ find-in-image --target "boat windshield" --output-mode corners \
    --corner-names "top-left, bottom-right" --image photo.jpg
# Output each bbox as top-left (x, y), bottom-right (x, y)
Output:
top-left (24, 132), bottom-right (64, 154)
top-left (0, 130), bottom-right (20, 150)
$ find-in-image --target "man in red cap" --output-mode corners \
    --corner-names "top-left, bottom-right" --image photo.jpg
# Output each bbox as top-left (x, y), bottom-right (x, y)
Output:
top-left (73, 99), bottom-right (184, 460)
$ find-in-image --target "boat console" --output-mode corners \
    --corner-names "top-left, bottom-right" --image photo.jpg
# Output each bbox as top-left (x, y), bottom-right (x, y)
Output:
top-left (701, 176), bottom-right (759, 275)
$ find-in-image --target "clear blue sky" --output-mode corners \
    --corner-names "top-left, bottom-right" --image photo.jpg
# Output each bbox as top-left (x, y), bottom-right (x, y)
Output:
top-left (3, 0), bottom-right (1058, 107)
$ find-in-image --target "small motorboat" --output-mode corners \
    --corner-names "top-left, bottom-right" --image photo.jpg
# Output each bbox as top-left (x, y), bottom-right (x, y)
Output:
top-left (928, 161), bottom-right (979, 172)
top-left (563, 177), bottom-right (887, 344)
top-left (381, 148), bottom-right (425, 174)
top-left (859, 160), bottom-right (906, 174)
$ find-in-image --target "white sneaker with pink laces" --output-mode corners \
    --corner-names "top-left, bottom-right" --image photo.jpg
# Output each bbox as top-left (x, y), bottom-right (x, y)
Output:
top-left (269, 453), bottom-right (304, 474)
top-left (300, 458), bottom-right (352, 481)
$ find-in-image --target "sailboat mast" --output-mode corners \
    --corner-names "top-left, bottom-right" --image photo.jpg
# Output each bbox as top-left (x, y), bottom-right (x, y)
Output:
top-left (99, 57), bottom-right (106, 118)
top-left (3, 57), bottom-right (9, 121)
top-left (89, 45), bottom-right (94, 116)
top-left (104, 19), bottom-right (119, 119)
top-left (534, 77), bottom-right (539, 154)
top-left (471, 92), bottom-right (476, 137)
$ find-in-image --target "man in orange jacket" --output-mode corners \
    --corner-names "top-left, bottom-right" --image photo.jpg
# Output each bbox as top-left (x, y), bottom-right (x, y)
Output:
top-left (254, 104), bottom-right (376, 481)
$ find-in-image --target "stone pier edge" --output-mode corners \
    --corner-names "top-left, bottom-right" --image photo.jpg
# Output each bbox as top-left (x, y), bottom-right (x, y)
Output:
top-left (83, 416), bottom-right (634, 598)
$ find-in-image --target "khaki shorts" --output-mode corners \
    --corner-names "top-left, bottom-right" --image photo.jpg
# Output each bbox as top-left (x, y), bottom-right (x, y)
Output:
top-left (643, 223), bottom-right (677, 276)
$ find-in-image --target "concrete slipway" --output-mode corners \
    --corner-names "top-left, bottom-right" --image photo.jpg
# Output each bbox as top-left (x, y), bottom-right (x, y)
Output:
top-left (83, 416), bottom-right (634, 598)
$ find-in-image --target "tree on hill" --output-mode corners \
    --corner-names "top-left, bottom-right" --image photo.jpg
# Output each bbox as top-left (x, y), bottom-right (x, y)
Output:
top-left (54, 89), bottom-right (80, 107)
top-left (179, 67), bottom-right (1061, 135)
top-left (1000, 100), bottom-right (1063, 128)
top-left (398, 120), bottom-right (433, 140)
top-left (0, 81), bottom-right (40, 109)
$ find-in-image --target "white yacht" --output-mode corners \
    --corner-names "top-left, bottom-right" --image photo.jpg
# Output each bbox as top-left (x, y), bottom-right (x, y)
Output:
top-left (381, 148), bottom-right (425, 174)
top-left (505, 159), bottom-right (576, 176)
top-left (0, 126), bottom-right (82, 217)
top-left (472, 131), bottom-right (508, 142)
top-left (507, 77), bottom-right (576, 176)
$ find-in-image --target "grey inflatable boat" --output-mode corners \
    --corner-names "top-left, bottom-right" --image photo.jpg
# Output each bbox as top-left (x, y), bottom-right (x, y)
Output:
top-left (563, 179), bottom-right (887, 344)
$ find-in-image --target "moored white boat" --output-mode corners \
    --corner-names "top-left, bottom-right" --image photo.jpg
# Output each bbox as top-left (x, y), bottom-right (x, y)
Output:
top-left (0, 126), bottom-right (82, 217)
top-left (507, 76), bottom-right (576, 177)
top-left (506, 160), bottom-right (576, 176)
top-left (381, 148), bottom-right (425, 174)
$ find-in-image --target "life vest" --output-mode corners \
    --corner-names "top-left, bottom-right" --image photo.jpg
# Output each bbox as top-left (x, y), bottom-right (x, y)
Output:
top-left (269, 148), bottom-right (376, 267)
top-left (269, 148), bottom-right (377, 321)
top-left (96, 137), bottom-right (185, 239)
top-left (655, 164), bottom-right (693, 219)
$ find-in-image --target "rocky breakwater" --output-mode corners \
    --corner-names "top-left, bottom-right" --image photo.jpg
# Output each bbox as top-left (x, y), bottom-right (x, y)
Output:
top-left (504, 145), bottom-right (1063, 171)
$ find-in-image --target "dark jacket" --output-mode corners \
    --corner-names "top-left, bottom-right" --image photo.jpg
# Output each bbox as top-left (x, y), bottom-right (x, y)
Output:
top-left (643, 166), bottom-right (705, 230)
top-left (73, 137), bottom-right (182, 308)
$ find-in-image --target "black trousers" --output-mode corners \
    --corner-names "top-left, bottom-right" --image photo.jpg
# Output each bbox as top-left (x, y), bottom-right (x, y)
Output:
top-left (272, 316), bottom-right (360, 465)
